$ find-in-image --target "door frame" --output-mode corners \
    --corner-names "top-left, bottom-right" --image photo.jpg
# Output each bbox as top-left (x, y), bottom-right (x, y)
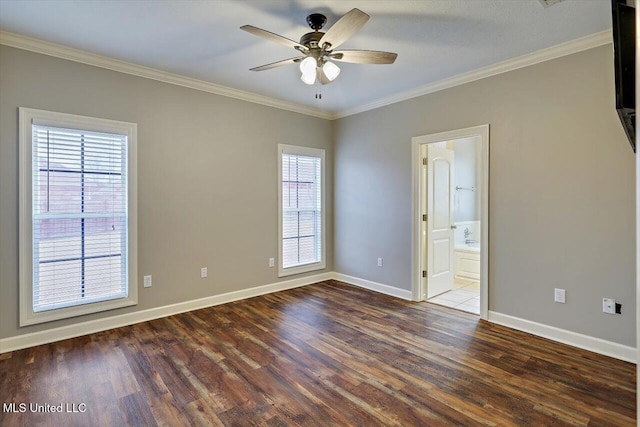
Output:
top-left (411, 124), bottom-right (490, 320)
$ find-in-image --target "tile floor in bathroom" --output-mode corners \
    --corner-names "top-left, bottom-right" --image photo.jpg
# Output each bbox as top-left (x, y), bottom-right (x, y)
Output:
top-left (427, 278), bottom-right (480, 315)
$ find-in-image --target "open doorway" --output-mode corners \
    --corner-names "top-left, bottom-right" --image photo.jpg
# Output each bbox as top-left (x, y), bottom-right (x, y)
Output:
top-left (411, 125), bottom-right (489, 319)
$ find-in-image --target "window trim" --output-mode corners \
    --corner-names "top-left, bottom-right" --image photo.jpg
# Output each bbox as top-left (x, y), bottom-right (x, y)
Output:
top-left (277, 144), bottom-right (326, 277)
top-left (19, 107), bottom-right (138, 326)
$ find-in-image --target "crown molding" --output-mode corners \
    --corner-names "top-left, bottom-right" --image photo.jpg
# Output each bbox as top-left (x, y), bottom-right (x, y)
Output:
top-left (1, 29), bottom-right (611, 122)
top-left (0, 31), bottom-right (334, 120)
top-left (333, 29), bottom-right (612, 119)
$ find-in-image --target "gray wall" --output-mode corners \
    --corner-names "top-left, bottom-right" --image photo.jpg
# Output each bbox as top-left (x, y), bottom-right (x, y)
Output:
top-left (0, 46), bottom-right (333, 339)
top-left (1, 43), bottom-right (636, 348)
top-left (334, 45), bottom-right (636, 346)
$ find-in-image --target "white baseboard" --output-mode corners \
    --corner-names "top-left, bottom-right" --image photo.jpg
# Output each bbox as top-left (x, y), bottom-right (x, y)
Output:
top-left (0, 272), bottom-right (333, 354)
top-left (488, 311), bottom-right (637, 364)
top-left (332, 272), bottom-right (414, 301)
top-left (3, 273), bottom-right (635, 365)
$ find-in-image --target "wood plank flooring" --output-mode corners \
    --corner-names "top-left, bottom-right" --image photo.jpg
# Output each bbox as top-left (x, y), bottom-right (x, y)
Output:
top-left (0, 280), bottom-right (636, 426)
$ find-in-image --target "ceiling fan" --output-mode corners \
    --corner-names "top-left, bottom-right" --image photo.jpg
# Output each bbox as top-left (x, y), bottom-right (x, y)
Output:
top-left (241, 8), bottom-right (397, 86)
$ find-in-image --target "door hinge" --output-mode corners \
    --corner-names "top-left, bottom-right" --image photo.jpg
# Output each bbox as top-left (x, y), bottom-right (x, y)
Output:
top-left (422, 157), bottom-right (428, 166)
top-left (422, 214), bottom-right (428, 222)
top-left (422, 270), bottom-right (427, 278)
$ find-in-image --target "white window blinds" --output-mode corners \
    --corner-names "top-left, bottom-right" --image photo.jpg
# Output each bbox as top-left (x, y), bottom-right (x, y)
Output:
top-left (281, 152), bottom-right (322, 269)
top-left (31, 124), bottom-right (129, 312)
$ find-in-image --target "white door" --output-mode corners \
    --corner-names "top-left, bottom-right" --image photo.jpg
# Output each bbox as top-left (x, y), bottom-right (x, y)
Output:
top-left (426, 145), bottom-right (455, 298)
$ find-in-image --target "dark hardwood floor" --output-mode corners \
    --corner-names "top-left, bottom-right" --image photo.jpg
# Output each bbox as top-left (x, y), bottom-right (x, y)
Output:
top-left (0, 280), bottom-right (636, 426)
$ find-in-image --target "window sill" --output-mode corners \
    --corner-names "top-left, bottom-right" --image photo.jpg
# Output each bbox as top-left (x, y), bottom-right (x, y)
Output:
top-left (278, 261), bottom-right (326, 278)
top-left (20, 294), bottom-right (137, 327)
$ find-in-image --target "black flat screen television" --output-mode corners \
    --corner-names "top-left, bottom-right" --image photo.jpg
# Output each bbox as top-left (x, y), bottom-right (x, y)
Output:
top-left (612, 0), bottom-right (636, 151)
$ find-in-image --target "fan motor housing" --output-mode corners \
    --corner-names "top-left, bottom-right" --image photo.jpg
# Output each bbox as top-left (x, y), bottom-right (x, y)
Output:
top-left (300, 31), bottom-right (325, 49)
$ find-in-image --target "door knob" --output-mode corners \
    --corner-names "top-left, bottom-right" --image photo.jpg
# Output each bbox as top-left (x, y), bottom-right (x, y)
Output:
top-left (451, 225), bottom-right (457, 229)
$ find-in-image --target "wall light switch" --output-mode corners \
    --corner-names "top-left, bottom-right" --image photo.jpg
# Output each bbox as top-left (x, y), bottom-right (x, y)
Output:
top-left (554, 288), bottom-right (565, 304)
top-left (269, 258), bottom-right (275, 268)
top-left (143, 275), bottom-right (152, 288)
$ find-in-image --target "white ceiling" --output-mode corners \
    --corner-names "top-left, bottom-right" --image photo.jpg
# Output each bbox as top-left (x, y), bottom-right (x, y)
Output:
top-left (0, 0), bottom-right (612, 116)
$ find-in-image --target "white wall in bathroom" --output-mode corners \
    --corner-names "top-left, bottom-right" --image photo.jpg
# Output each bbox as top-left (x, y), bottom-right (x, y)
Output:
top-left (452, 136), bottom-right (481, 222)
top-left (454, 221), bottom-right (481, 246)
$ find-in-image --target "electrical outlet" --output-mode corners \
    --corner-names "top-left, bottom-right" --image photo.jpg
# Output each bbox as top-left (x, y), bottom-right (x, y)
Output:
top-left (200, 267), bottom-right (207, 278)
top-left (603, 298), bottom-right (616, 314)
top-left (377, 257), bottom-right (383, 267)
top-left (143, 275), bottom-right (152, 288)
top-left (269, 258), bottom-right (275, 268)
top-left (554, 288), bottom-right (565, 304)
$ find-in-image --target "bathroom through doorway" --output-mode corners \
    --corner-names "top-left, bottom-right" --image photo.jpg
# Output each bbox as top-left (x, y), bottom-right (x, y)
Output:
top-left (411, 125), bottom-right (489, 318)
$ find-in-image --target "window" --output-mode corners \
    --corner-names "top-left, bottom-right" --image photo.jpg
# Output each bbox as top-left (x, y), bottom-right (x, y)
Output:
top-left (278, 144), bottom-right (325, 277)
top-left (19, 108), bottom-right (137, 326)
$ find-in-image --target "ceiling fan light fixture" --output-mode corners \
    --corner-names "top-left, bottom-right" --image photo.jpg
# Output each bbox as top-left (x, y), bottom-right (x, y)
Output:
top-left (322, 61), bottom-right (341, 82)
top-left (299, 56), bottom-right (317, 75)
top-left (301, 70), bottom-right (316, 85)
top-left (300, 56), bottom-right (317, 85)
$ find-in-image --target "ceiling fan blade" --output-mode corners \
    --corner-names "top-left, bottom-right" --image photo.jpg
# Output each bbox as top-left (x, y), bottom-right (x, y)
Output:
top-left (331, 49), bottom-right (398, 64)
top-left (319, 8), bottom-right (369, 50)
top-left (241, 25), bottom-right (306, 50)
top-left (250, 56), bottom-right (305, 71)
